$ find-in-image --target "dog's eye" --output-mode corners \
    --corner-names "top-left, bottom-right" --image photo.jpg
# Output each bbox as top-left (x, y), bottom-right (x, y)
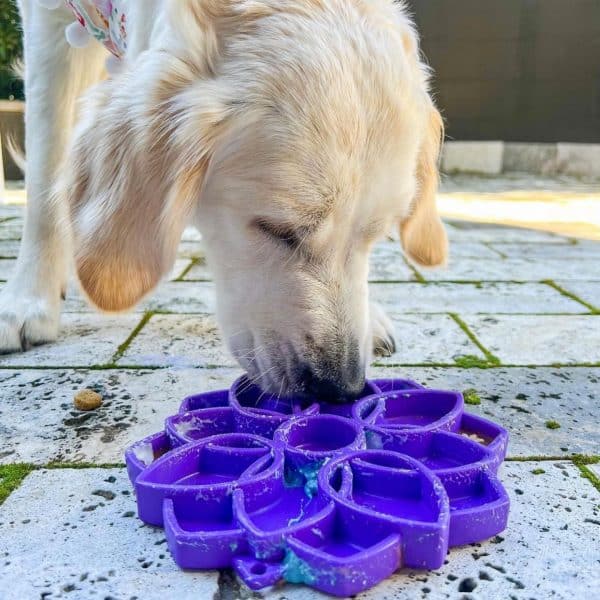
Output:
top-left (254, 219), bottom-right (304, 250)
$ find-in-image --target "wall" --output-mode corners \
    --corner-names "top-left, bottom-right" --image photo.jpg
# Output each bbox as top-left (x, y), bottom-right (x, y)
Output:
top-left (409, 0), bottom-right (600, 143)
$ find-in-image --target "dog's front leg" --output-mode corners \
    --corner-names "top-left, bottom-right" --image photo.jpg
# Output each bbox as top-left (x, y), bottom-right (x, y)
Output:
top-left (0, 1), bottom-right (105, 353)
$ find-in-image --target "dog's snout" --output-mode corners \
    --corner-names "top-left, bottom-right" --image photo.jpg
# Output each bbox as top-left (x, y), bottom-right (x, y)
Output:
top-left (297, 341), bottom-right (365, 403)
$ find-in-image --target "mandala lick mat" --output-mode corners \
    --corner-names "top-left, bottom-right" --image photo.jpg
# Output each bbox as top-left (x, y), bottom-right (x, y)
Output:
top-left (125, 376), bottom-right (510, 597)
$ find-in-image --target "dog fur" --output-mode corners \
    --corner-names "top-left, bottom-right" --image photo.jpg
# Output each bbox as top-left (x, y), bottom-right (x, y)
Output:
top-left (1, 0), bottom-right (447, 400)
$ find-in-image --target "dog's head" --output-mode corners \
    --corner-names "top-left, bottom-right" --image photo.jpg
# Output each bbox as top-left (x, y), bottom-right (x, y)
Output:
top-left (61, 0), bottom-right (447, 401)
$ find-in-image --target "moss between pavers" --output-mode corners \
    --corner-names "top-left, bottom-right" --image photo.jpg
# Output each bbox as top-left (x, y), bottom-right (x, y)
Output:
top-left (545, 420), bottom-right (561, 430)
top-left (449, 313), bottom-right (502, 368)
top-left (454, 354), bottom-right (499, 369)
top-left (0, 463), bottom-right (126, 506)
top-left (572, 455), bottom-right (600, 493)
top-left (542, 280), bottom-right (599, 314)
top-left (45, 462), bottom-right (125, 470)
top-left (174, 257), bottom-right (204, 282)
top-left (531, 468), bottom-right (546, 475)
top-left (0, 464), bottom-right (35, 506)
top-left (110, 311), bottom-right (156, 363)
top-left (463, 388), bottom-right (482, 405)
top-left (404, 261), bottom-right (426, 282)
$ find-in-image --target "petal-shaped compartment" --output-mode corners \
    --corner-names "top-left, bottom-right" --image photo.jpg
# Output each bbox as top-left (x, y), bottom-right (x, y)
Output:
top-left (319, 450), bottom-right (450, 570)
top-left (135, 433), bottom-right (283, 526)
top-left (386, 431), bottom-right (497, 478)
top-left (124, 431), bottom-right (172, 484)
top-left (354, 389), bottom-right (464, 455)
top-left (438, 469), bottom-right (510, 546)
top-left (164, 498), bottom-right (248, 569)
top-left (233, 482), bottom-right (335, 561)
top-left (459, 412), bottom-right (509, 471)
top-left (230, 376), bottom-right (319, 437)
top-left (284, 506), bottom-right (402, 597)
top-left (178, 389), bottom-right (229, 413)
top-left (275, 415), bottom-right (366, 472)
top-left (165, 406), bottom-right (235, 447)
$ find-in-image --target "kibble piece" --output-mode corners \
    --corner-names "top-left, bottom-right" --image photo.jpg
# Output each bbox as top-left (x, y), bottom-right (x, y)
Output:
top-left (74, 389), bottom-right (103, 411)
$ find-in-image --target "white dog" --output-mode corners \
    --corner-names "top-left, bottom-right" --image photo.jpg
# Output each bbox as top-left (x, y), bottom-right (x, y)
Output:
top-left (0, 0), bottom-right (447, 401)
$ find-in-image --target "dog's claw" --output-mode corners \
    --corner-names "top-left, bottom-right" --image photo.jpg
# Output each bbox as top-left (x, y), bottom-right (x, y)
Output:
top-left (373, 333), bottom-right (396, 357)
top-left (369, 302), bottom-right (396, 359)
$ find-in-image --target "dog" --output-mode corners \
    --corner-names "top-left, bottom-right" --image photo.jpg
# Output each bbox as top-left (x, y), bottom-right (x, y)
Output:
top-left (0, 0), bottom-right (447, 401)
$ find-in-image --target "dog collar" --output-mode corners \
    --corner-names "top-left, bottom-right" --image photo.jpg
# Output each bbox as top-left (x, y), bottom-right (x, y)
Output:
top-left (37, 0), bottom-right (127, 60)
top-left (65, 0), bottom-right (127, 58)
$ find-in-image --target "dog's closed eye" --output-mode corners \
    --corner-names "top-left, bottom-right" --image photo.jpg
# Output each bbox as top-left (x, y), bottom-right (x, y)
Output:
top-left (253, 218), bottom-right (307, 251)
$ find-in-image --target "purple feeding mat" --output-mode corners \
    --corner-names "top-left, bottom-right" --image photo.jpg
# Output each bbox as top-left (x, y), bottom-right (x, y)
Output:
top-left (125, 376), bottom-right (510, 597)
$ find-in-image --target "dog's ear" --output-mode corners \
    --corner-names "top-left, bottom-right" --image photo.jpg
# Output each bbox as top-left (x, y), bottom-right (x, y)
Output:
top-left (400, 105), bottom-right (448, 267)
top-left (59, 54), bottom-right (228, 312)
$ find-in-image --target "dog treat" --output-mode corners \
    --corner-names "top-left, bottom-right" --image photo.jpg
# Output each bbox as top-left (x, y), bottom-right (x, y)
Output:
top-left (125, 376), bottom-right (510, 597)
top-left (74, 389), bottom-right (103, 411)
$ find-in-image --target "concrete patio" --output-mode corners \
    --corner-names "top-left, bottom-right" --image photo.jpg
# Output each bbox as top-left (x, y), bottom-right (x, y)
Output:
top-left (0, 176), bottom-right (598, 599)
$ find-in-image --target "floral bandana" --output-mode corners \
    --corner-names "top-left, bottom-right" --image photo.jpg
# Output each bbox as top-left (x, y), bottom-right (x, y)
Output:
top-left (65, 0), bottom-right (127, 57)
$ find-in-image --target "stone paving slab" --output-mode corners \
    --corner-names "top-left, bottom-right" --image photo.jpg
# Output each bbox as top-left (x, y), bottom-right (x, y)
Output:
top-left (169, 258), bottom-right (193, 281)
top-left (0, 366), bottom-right (597, 465)
top-left (176, 241), bottom-right (205, 259)
top-left (0, 240), bottom-right (20, 258)
top-left (0, 469), bottom-right (220, 600)
top-left (0, 219), bottom-right (23, 240)
top-left (0, 205), bottom-right (24, 218)
top-left (421, 256), bottom-right (600, 282)
top-left (0, 216), bottom-right (25, 241)
top-left (180, 258), bottom-right (212, 281)
top-left (463, 315), bottom-right (600, 365)
top-left (493, 242), bottom-right (600, 260)
top-left (370, 282), bottom-right (585, 314)
top-left (0, 216), bottom-right (25, 230)
top-left (0, 314), bottom-right (140, 368)
top-left (117, 314), bottom-right (234, 368)
top-left (555, 280), bottom-right (600, 311)
top-left (0, 368), bottom-right (242, 464)
top-left (444, 221), bottom-right (571, 244)
top-left (368, 244), bottom-right (419, 281)
top-left (373, 313), bottom-right (486, 365)
top-left (370, 367), bottom-right (600, 457)
top-left (181, 226), bottom-right (203, 243)
top-left (1, 463), bottom-right (597, 600)
top-left (448, 241), bottom-right (503, 259)
top-left (369, 242), bottom-right (501, 283)
top-left (141, 282), bottom-right (217, 314)
top-left (0, 259), bottom-right (16, 281)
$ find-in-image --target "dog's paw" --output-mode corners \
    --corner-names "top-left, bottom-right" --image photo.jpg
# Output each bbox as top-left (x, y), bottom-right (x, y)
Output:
top-left (369, 302), bottom-right (396, 358)
top-left (0, 287), bottom-right (61, 354)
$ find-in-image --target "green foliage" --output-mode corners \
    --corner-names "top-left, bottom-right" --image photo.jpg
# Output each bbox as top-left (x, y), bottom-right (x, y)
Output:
top-left (0, 0), bottom-right (24, 99)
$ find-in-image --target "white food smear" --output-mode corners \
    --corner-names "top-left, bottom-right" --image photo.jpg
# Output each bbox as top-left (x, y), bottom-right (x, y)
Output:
top-left (133, 443), bottom-right (155, 466)
top-left (174, 419), bottom-right (197, 437)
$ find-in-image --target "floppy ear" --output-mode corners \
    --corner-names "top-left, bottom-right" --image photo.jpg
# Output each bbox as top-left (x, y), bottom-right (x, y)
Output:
top-left (400, 105), bottom-right (448, 267)
top-left (59, 53), bottom-right (227, 312)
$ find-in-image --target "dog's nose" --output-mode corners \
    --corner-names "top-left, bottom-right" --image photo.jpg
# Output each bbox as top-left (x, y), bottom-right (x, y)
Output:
top-left (299, 363), bottom-right (365, 404)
